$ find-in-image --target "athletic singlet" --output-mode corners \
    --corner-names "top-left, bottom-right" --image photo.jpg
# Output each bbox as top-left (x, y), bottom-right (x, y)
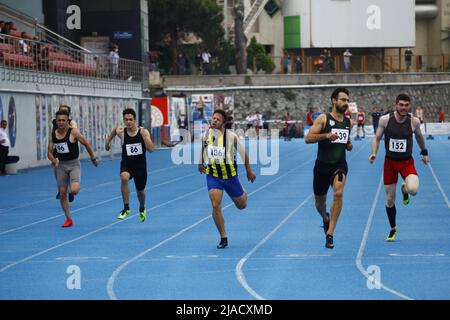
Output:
top-left (317, 113), bottom-right (351, 164)
top-left (357, 112), bottom-right (365, 124)
top-left (203, 128), bottom-right (237, 179)
top-left (384, 113), bottom-right (413, 160)
top-left (52, 128), bottom-right (79, 161)
top-left (121, 128), bottom-right (147, 167)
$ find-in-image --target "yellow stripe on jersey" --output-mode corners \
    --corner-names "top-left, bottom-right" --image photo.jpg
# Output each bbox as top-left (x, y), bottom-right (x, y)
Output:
top-left (227, 135), bottom-right (237, 177)
top-left (204, 128), bottom-right (237, 179)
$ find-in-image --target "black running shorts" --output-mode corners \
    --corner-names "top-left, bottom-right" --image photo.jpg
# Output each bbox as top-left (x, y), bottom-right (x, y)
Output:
top-left (313, 159), bottom-right (348, 196)
top-left (120, 161), bottom-right (147, 191)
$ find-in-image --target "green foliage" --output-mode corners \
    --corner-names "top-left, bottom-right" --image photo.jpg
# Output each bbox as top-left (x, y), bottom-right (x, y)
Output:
top-left (148, 0), bottom-right (225, 73)
top-left (246, 37), bottom-right (275, 73)
top-left (215, 41), bottom-right (236, 74)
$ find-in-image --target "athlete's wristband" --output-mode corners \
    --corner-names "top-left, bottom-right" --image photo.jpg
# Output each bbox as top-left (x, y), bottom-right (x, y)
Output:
top-left (91, 157), bottom-right (98, 161)
top-left (420, 149), bottom-right (428, 156)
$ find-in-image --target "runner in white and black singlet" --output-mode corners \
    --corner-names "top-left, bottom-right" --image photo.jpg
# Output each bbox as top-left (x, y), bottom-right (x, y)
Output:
top-left (48, 109), bottom-right (99, 228)
top-left (52, 105), bottom-right (78, 201)
top-left (105, 108), bottom-right (154, 222)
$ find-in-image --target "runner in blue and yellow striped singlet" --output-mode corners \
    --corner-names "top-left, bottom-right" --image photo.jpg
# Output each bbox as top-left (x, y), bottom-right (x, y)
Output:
top-left (198, 109), bottom-right (256, 249)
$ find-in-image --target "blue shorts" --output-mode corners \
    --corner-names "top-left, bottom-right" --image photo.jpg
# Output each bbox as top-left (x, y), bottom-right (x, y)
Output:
top-left (206, 174), bottom-right (245, 198)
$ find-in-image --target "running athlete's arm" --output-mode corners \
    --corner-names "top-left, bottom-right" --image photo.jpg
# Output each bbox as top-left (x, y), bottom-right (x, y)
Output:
top-left (140, 127), bottom-right (154, 153)
top-left (47, 138), bottom-right (59, 167)
top-left (346, 138), bottom-right (353, 151)
top-left (234, 132), bottom-right (256, 183)
top-left (305, 114), bottom-right (338, 143)
top-left (198, 131), bottom-right (207, 174)
top-left (105, 126), bottom-right (119, 151)
top-left (69, 119), bottom-right (78, 129)
top-left (412, 116), bottom-right (429, 164)
top-left (72, 128), bottom-right (99, 167)
top-left (369, 114), bottom-right (389, 163)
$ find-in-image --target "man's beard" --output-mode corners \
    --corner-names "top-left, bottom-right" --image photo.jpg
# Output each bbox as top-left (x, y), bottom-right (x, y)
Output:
top-left (336, 104), bottom-right (348, 114)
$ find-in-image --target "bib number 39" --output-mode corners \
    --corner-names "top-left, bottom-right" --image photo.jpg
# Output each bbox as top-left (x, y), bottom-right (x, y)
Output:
top-left (331, 128), bottom-right (349, 144)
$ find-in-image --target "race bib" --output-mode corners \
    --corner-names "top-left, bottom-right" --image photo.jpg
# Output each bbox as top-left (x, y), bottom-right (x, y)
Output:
top-left (389, 139), bottom-right (407, 153)
top-left (54, 142), bottom-right (69, 154)
top-left (207, 145), bottom-right (226, 160)
top-left (331, 128), bottom-right (349, 144)
top-left (126, 143), bottom-right (143, 156)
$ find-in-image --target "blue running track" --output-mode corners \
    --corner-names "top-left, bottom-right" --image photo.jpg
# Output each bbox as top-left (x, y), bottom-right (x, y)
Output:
top-left (0, 136), bottom-right (449, 300)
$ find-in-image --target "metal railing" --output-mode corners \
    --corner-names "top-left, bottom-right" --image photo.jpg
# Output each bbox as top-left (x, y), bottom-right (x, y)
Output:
top-left (0, 34), bottom-right (143, 84)
top-left (274, 54), bottom-right (450, 74)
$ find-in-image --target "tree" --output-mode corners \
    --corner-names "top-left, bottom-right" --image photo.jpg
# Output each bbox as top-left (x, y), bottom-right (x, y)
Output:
top-left (247, 37), bottom-right (275, 73)
top-left (234, 0), bottom-right (247, 74)
top-left (149, 0), bottom-right (224, 74)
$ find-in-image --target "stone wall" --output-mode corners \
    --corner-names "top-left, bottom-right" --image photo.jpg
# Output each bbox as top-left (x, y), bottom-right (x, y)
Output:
top-left (231, 85), bottom-right (450, 123)
top-left (163, 73), bottom-right (450, 123)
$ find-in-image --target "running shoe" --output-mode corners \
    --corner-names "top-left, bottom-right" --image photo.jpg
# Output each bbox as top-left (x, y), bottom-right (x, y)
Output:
top-left (217, 237), bottom-right (228, 249)
top-left (386, 229), bottom-right (397, 241)
top-left (401, 183), bottom-right (410, 205)
top-left (69, 193), bottom-right (75, 203)
top-left (325, 234), bottom-right (334, 249)
top-left (62, 219), bottom-right (73, 228)
top-left (139, 209), bottom-right (147, 222)
top-left (118, 209), bottom-right (131, 220)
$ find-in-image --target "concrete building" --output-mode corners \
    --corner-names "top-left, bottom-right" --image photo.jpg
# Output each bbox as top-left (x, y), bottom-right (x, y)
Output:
top-left (217, 0), bottom-right (450, 72)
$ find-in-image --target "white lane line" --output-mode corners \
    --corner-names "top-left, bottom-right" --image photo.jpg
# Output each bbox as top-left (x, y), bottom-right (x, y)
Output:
top-left (0, 172), bottom-right (197, 236)
top-left (235, 194), bottom-right (313, 300)
top-left (0, 187), bottom-right (205, 274)
top-left (275, 254), bottom-right (331, 258)
top-left (427, 162), bottom-right (450, 209)
top-left (106, 153), bottom-right (318, 300)
top-left (106, 214), bottom-right (212, 300)
top-left (389, 253), bottom-right (445, 257)
top-left (355, 174), bottom-right (413, 300)
top-left (55, 256), bottom-right (110, 261)
top-left (235, 138), bottom-right (371, 299)
top-left (0, 164), bottom-right (183, 213)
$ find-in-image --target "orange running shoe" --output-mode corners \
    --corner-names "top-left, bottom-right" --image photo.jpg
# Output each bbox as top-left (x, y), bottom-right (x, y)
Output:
top-left (62, 219), bottom-right (73, 228)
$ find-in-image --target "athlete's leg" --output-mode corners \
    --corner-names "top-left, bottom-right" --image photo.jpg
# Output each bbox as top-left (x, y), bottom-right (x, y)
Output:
top-left (54, 166), bottom-right (60, 199)
top-left (327, 172), bottom-right (346, 236)
top-left (385, 183), bottom-right (397, 208)
top-left (209, 189), bottom-right (226, 238)
top-left (385, 183), bottom-right (398, 240)
top-left (118, 171), bottom-right (131, 219)
top-left (120, 171), bottom-right (131, 206)
top-left (56, 164), bottom-right (72, 226)
top-left (58, 184), bottom-right (71, 220)
top-left (314, 194), bottom-right (328, 220)
top-left (137, 190), bottom-right (145, 209)
top-left (313, 163), bottom-right (330, 229)
top-left (69, 182), bottom-right (80, 195)
top-left (403, 174), bottom-right (419, 196)
top-left (232, 191), bottom-right (247, 209)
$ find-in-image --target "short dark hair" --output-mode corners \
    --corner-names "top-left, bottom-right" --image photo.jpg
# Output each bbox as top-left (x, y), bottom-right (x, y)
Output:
top-left (224, 116), bottom-right (234, 129)
top-left (59, 105), bottom-right (71, 114)
top-left (395, 93), bottom-right (411, 104)
top-left (1, 120), bottom-right (7, 124)
top-left (213, 109), bottom-right (227, 122)
top-left (123, 108), bottom-right (136, 119)
top-left (331, 87), bottom-right (349, 100)
top-left (55, 110), bottom-right (69, 118)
